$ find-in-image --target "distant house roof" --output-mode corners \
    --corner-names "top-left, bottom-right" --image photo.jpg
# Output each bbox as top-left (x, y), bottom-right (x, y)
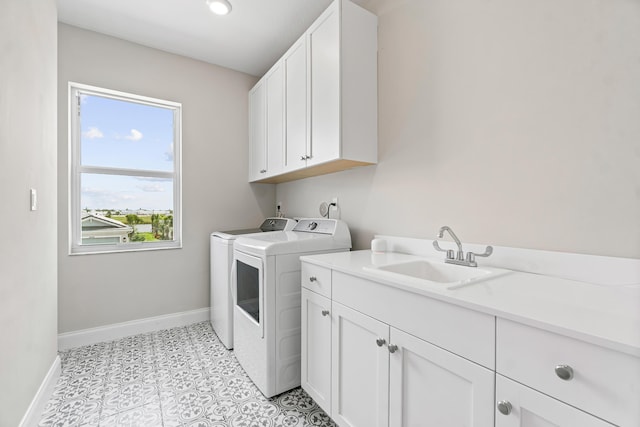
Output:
top-left (81, 213), bottom-right (132, 231)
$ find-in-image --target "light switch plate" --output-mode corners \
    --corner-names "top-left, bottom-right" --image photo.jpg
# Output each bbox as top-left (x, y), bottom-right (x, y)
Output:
top-left (30, 188), bottom-right (37, 211)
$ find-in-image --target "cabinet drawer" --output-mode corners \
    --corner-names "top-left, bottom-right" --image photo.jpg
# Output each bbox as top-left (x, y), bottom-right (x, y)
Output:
top-left (497, 318), bottom-right (640, 426)
top-left (333, 271), bottom-right (495, 368)
top-left (301, 263), bottom-right (332, 298)
top-left (495, 375), bottom-right (614, 426)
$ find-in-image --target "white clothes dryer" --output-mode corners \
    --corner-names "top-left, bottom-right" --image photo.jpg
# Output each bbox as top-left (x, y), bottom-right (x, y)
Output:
top-left (232, 219), bottom-right (351, 397)
top-left (210, 217), bottom-right (296, 349)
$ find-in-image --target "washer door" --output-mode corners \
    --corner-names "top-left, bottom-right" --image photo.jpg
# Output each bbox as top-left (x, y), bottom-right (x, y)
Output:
top-left (233, 250), bottom-right (264, 338)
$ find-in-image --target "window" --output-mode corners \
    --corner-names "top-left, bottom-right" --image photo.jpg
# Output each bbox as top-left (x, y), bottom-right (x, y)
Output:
top-left (69, 82), bottom-right (181, 254)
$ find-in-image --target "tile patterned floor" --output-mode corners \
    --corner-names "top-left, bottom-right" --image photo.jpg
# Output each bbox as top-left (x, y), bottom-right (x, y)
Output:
top-left (38, 322), bottom-right (336, 427)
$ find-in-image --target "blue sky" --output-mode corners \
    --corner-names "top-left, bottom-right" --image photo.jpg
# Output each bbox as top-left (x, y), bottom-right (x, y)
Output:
top-left (80, 94), bottom-right (175, 211)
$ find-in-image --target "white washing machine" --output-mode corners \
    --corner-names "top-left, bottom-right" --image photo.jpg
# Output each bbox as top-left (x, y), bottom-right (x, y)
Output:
top-left (232, 218), bottom-right (351, 397)
top-left (210, 218), bottom-right (296, 349)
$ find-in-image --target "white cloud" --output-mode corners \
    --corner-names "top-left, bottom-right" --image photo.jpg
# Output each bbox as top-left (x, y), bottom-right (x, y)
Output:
top-left (81, 185), bottom-right (171, 210)
top-left (136, 177), bottom-right (172, 182)
top-left (139, 184), bottom-right (165, 193)
top-left (125, 129), bottom-right (143, 141)
top-left (83, 127), bottom-right (104, 139)
top-left (81, 187), bottom-right (134, 207)
top-left (164, 143), bottom-right (174, 161)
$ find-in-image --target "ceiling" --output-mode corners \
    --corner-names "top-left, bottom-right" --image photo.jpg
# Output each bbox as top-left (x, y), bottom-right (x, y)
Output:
top-left (57, 0), bottom-right (374, 77)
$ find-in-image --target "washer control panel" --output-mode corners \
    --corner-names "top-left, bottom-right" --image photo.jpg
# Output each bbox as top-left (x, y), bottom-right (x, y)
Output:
top-left (259, 217), bottom-right (296, 232)
top-left (294, 219), bottom-right (336, 234)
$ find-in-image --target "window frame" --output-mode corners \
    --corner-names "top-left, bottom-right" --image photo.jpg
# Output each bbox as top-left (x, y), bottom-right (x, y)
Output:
top-left (68, 82), bottom-right (182, 255)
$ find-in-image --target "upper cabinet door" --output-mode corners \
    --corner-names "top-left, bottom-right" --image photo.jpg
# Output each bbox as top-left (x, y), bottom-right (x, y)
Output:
top-left (308, 4), bottom-right (341, 167)
top-left (283, 35), bottom-right (308, 173)
top-left (265, 63), bottom-right (284, 176)
top-left (248, 81), bottom-right (266, 181)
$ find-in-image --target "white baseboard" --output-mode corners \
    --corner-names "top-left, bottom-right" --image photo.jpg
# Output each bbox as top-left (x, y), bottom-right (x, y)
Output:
top-left (58, 307), bottom-right (210, 350)
top-left (19, 355), bottom-right (60, 427)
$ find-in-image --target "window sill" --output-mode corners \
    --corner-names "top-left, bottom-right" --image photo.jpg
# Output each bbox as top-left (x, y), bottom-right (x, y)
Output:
top-left (69, 241), bottom-right (182, 256)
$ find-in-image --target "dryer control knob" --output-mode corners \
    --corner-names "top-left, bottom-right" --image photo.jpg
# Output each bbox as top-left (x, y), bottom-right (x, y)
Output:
top-left (309, 222), bottom-right (318, 230)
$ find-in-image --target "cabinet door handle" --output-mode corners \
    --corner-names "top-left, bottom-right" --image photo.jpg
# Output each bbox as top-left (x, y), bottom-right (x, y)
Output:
top-left (497, 400), bottom-right (512, 415)
top-left (300, 155), bottom-right (307, 161)
top-left (259, 169), bottom-right (267, 173)
top-left (376, 338), bottom-right (386, 347)
top-left (321, 310), bottom-right (330, 317)
top-left (388, 344), bottom-right (398, 353)
top-left (309, 276), bottom-right (317, 282)
top-left (555, 364), bottom-right (574, 381)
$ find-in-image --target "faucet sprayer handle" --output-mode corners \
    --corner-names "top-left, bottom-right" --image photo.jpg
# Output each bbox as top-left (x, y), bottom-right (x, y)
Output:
top-left (433, 241), bottom-right (455, 260)
top-left (465, 246), bottom-right (493, 263)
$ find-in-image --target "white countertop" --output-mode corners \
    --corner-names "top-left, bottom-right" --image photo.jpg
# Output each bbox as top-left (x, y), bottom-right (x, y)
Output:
top-left (300, 250), bottom-right (640, 357)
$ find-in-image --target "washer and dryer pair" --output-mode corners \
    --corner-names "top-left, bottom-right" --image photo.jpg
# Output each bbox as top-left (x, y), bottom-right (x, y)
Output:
top-left (210, 217), bottom-right (352, 398)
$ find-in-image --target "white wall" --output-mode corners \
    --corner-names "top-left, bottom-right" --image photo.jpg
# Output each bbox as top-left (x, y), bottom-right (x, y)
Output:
top-left (58, 24), bottom-right (275, 333)
top-left (277, 0), bottom-right (640, 259)
top-left (0, 0), bottom-right (58, 425)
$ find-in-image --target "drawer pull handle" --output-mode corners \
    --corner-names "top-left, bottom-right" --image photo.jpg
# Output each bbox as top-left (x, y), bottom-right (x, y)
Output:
top-left (309, 276), bottom-right (317, 282)
top-left (497, 400), bottom-right (512, 415)
top-left (388, 344), bottom-right (398, 353)
top-left (555, 364), bottom-right (574, 381)
top-left (321, 310), bottom-right (330, 317)
top-left (376, 338), bottom-right (386, 347)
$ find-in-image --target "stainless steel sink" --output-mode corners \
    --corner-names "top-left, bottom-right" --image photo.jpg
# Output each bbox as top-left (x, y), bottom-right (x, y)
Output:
top-left (364, 258), bottom-right (509, 289)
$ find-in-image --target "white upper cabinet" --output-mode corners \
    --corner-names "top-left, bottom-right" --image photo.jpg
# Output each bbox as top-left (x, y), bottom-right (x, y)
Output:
top-left (248, 63), bottom-right (285, 180)
top-left (248, 80), bottom-right (266, 181)
top-left (265, 63), bottom-right (284, 176)
top-left (307, 5), bottom-right (341, 166)
top-left (249, 0), bottom-right (378, 183)
top-left (283, 35), bottom-right (308, 174)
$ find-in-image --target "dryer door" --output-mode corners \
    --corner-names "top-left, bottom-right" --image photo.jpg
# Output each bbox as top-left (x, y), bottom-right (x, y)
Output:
top-left (234, 250), bottom-right (264, 338)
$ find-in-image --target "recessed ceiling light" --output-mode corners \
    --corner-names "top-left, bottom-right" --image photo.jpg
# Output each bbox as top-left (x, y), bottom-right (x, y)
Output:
top-left (206, 0), bottom-right (232, 15)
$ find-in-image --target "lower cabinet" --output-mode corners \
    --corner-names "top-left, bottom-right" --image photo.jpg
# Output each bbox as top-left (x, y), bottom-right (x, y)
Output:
top-left (301, 262), bottom-right (639, 427)
top-left (301, 288), bottom-right (332, 413)
top-left (389, 328), bottom-right (494, 426)
top-left (496, 318), bottom-right (639, 426)
top-left (331, 301), bottom-right (389, 427)
top-left (302, 286), bottom-right (495, 427)
top-left (495, 376), bottom-right (614, 427)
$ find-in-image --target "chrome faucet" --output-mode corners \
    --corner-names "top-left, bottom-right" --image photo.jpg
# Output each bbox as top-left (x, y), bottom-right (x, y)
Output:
top-left (434, 226), bottom-right (463, 261)
top-left (433, 226), bottom-right (493, 267)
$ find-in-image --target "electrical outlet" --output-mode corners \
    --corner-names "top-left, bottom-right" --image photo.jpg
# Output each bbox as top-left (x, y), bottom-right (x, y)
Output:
top-left (330, 197), bottom-right (339, 218)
